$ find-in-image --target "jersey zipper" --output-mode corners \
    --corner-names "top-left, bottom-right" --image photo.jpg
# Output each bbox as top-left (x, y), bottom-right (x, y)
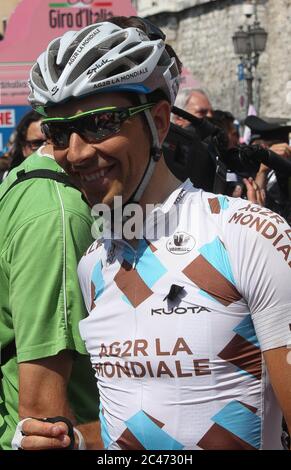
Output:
top-left (132, 252), bottom-right (137, 270)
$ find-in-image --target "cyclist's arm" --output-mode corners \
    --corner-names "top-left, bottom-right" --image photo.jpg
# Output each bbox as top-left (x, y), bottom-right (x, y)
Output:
top-left (18, 350), bottom-right (103, 450)
top-left (76, 420), bottom-right (103, 450)
top-left (18, 350), bottom-right (74, 422)
top-left (221, 200), bottom-right (291, 437)
top-left (8, 202), bottom-right (99, 449)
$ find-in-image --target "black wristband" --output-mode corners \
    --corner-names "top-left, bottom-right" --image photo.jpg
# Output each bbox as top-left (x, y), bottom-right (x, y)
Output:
top-left (40, 416), bottom-right (75, 450)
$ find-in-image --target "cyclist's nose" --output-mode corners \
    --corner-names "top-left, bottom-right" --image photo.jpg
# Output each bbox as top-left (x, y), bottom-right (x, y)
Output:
top-left (66, 132), bottom-right (96, 165)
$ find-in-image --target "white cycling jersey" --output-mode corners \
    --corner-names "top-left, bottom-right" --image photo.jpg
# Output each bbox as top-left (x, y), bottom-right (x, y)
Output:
top-left (78, 179), bottom-right (291, 450)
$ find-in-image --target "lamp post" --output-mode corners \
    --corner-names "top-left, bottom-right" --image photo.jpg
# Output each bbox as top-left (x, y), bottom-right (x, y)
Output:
top-left (232, 10), bottom-right (267, 111)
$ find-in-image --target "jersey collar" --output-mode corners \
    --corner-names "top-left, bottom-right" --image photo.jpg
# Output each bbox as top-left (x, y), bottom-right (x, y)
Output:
top-left (110, 179), bottom-right (195, 243)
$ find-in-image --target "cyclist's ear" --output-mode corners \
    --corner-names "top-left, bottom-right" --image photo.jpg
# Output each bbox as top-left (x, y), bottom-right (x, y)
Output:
top-left (151, 100), bottom-right (171, 146)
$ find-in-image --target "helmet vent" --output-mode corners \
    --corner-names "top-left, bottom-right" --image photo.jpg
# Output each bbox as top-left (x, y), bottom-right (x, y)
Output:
top-left (90, 56), bottom-right (138, 81)
top-left (157, 50), bottom-right (171, 67)
top-left (169, 60), bottom-right (179, 78)
top-left (60, 26), bottom-right (99, 68)
top-left (126, 46), bottom-right (154, 65)
top-left (47, 39), bottom-right (62, 83)
top-left (98, 31), bottom-right (128, 51)
top-left (60, 41), bottom-right (80, 68)
top-left (31, 64), bottom-right (48, 91)
top-left (119, 42), bottom-right (141, 54)
top-left (107, 64), bottom-right (130, 76)
top-left (76, 25), bottom-right (97, 43)
top-left (66, 48), bottom-right (105, 85)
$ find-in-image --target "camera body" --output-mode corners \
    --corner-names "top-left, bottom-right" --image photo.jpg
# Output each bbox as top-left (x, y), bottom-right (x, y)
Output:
top-left (163, 123), bottom-right (216, 192)
top-left (163, 108), bottom-right (291, 197)
top-left (163, 113), bottom-right (260, 193)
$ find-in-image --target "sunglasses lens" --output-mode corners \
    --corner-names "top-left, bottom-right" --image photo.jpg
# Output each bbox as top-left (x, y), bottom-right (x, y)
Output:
top-left (88, 111), bottom-right (127, 140)
top-left (42, 108), bottom-right (134, 147)
top-left (71, 110), bottom-right (128, 143)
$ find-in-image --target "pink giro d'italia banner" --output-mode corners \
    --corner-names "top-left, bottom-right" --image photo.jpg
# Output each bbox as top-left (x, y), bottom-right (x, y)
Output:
top-left (0, 0), bottom-right (137, 106)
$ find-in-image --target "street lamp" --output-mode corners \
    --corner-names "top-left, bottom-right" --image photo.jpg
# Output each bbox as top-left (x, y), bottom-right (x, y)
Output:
top-left (249, 22), bottom-right (268, 53)
top-left (232, 15), bottom-right (267, 110)
top-left (232, 27), bottom-right (251, 56)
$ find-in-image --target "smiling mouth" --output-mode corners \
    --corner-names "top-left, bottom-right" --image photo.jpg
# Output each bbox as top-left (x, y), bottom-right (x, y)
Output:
top-left (79, 165), bottom-right (115, 182)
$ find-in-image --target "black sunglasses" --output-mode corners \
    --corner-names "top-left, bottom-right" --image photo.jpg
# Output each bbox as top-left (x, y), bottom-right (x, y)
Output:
top-left (41, 103), bottom-right (155, 148)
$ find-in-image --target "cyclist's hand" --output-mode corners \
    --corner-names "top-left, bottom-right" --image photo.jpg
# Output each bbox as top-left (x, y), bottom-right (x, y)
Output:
top-left (20, 418), bottom-right (72, 450)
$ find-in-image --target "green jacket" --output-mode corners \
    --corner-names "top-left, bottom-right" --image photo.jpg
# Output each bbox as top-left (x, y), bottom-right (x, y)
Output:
top-left (0, 153), bottom-right (98, 449)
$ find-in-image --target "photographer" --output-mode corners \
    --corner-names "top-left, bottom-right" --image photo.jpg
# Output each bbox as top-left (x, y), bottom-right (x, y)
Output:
top-left (209, 111), bottom-right (265, 205)
top-left (166, 107), bottom-right (267, 205)
top-left (246, 116), bottom-right (291, 223)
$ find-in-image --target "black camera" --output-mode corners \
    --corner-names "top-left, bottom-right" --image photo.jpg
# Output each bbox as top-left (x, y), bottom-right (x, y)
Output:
top-left (163, 106), bottom-right (291, 194)
top-left (163, 123), bottom-right (216, 192)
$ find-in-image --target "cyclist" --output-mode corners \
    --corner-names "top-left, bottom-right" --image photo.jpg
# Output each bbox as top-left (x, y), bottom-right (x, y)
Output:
top-left (14, 16), bottom-right (291, 450)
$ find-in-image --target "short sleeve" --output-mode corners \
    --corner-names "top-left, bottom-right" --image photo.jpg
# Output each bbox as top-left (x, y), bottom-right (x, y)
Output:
top-left (7, 208), bottom-right (92, 362)
top-left (222, 200), bottom-right (291, 351)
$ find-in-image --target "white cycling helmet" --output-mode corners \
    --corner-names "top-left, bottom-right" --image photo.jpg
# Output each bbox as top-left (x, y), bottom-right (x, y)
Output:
top-left (28, 21), bottom-right (180, 113)
top-left (28, 19), bottom-right (181, 203)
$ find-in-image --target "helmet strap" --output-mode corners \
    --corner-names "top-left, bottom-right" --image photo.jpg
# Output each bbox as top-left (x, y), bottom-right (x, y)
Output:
top-left (126, 94), bottom-right (162, 205)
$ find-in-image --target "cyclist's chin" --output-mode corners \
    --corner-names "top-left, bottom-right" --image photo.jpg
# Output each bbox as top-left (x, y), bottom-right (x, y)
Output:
top-left (81, 179), bottom-right (123, 208)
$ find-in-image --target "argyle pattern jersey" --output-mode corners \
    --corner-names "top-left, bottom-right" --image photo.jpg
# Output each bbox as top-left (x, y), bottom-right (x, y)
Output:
top-left (78, 180), bottom-right (291, 450)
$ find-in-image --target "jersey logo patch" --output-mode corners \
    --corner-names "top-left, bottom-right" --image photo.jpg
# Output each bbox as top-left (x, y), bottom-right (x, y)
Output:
top-left (166, 232), bottom-right (195, 255)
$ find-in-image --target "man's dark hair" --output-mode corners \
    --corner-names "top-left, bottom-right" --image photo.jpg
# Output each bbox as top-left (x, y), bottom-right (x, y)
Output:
top-left (210, 110), bottom-right (235, 132)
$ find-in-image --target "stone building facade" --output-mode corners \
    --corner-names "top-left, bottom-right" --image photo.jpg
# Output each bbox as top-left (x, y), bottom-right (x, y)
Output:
top-left (133, 0), bottom-right (291, 120)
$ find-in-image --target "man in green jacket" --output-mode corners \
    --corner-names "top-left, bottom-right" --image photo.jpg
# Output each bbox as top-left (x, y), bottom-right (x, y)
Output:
top-left (0, 146), bottom-right (101, 450)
